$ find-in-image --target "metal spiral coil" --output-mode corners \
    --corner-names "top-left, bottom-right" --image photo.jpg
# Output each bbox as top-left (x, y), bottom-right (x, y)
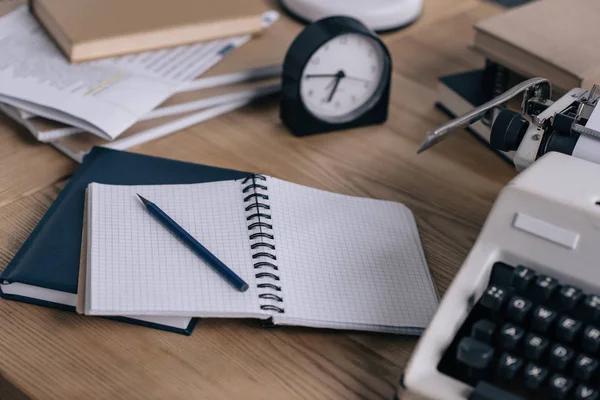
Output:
top-left (242, 174), bottom-right (284, 314)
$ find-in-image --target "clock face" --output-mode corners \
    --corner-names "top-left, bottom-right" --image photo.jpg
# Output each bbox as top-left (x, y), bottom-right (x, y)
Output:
top-left (299, 33), bottom-right (387, 123)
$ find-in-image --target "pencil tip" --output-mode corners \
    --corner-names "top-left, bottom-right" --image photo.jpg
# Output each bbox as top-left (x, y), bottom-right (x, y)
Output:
top-left (136, 193), bottom-right (151, 206)
top-left (416, 140), bottom-right (430, 154)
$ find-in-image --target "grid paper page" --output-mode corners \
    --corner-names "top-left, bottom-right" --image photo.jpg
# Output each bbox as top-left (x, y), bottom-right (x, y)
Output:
top-left (267, 178), bottom-right (438, 332)
top-left (86, 182), bottom-right (262, 318)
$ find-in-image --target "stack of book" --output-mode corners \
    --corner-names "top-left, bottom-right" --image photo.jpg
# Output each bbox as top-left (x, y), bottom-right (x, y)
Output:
top-left (435, 0), bottom-right (600, 162)
top-left (0, 1), bottom-right (297, 162)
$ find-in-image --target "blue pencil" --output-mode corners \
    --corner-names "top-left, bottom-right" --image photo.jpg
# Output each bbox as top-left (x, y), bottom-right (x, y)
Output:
top-left (136, 194), bottom-right (249, 292)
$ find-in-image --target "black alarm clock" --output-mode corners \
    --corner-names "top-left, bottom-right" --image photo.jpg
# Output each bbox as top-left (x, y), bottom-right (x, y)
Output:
top-left (280, 16), bottom-right (392, 136)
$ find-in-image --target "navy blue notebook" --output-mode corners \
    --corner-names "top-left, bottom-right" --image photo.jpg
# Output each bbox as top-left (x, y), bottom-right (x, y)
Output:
top-left (0, 147), bottom-right (250, 334)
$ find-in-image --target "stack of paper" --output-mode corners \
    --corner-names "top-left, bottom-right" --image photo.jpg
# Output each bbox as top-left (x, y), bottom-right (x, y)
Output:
top-left (0, 4), bottom-right (295, 162)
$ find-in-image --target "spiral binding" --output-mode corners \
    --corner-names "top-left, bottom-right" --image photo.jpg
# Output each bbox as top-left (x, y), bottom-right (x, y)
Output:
top-left (242, 175), bottom-right (284, 314)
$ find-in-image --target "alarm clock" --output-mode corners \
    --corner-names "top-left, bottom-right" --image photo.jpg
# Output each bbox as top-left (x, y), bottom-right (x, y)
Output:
top-left (280, 16), bottom-right (392, 136)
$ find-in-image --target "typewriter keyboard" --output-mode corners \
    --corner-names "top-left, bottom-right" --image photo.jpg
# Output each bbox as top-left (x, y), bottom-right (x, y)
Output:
top-left (438, 262), bottom-right (600, 400)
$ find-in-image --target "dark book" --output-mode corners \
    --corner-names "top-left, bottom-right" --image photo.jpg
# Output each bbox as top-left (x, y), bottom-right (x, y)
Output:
top-left (435, 68), bottom-right (514, 163)
top-left (0, 147), bottom-right (250, 334)
top-left (486, 0), bottom-right (537, 7)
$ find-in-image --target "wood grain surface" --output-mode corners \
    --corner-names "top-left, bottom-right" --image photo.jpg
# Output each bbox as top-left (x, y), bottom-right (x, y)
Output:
top-left (0, 1), bottom-right (516, 399)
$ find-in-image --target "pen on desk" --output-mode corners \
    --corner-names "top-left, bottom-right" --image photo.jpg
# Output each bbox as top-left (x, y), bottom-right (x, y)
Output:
top-left (136, 194), bottom-right (249, 292)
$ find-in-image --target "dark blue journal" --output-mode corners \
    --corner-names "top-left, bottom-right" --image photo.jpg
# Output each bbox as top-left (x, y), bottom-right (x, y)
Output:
top-left (0, 147), bottom-right (250, 334)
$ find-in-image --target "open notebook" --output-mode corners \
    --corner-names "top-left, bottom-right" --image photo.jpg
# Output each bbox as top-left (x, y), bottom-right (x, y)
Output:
top-left (80, 175), bottom-right (438, 334)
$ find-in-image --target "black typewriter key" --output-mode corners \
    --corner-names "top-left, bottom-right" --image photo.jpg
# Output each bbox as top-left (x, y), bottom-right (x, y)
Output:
top-left (556, 316), bottom-right (583, 343)
top-left (507, 296), bottom-right (533, 324)
top-left (523, 362), bottom-right (548, 390)
top-left (512, 265), bottom-right (536, 292)
top-left (499, 323), bottom-right (525, 351)
top-left (496, 353), bottom-right (523, 380)
top-left (573, 354), bottom-right (599, 381)
top-left (469, 382), bottom-right (529, 400)
top-left (557, 285), bottom-right (583, 312)
top-left (531, 306), bottom-right (558, 334)
top-left (582, 295), bottom-right (600, 322)
top-left (548, 373), bottom-right (573, 399)
top-left (532, 275), bottom-right (559, 302)
top-left (582, 326), bottom-right (600, 354)
top-left (457, 337), bottom-right (495, 370)
top-left (480, 285), bottom-right (508, 312)
top-left (524, 333), bottom-right (549, 361)
top-left (472, 320), bottom-right (496, 344)
top-left (574, 384), bottom-right (599, 400)
top-left (548, 344), bottom-right (574, 371)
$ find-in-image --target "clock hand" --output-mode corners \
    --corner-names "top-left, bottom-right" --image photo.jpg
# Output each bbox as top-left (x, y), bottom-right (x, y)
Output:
top-left (305, 73), bottom-right (338, 78)
top-left (325, 78), bottom-right (336, 90)
top-left (327, 74), bottom-right (344, 102)
top-left (344, 76), bottom-right (369, 83)
top-left (305, 73), bottom-right (369, 83)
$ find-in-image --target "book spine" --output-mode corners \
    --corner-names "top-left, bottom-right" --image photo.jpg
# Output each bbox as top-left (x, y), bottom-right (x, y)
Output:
top-left (241, 175), bottom-right (284, 314)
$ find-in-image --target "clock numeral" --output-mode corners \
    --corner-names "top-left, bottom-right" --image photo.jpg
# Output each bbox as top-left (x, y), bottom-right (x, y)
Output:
top-left (324, 44), bottom-right (329, 51)
top-left (307, 89), bottom-right (314, 97)
top-left (364, 82), bottom-right (370, 89)
top-left (368, 50), bottom-right (374, 58)
top-left (334, 101), bottom-right (340, 108)
top-left (340, 36), bottom-right (348, 45)
top-left (351, 95), bottom-right (357, 103)
top-left (371, 65), bottom-right (377, 73)
top-left (311, 57), bottom-right (320, 65)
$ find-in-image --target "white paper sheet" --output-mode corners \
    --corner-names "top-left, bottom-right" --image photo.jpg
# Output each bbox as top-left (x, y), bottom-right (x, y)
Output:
top-left (0, 6), bottom-right (247, 140)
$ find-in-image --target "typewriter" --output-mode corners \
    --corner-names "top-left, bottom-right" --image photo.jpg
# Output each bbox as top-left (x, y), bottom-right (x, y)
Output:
top-left (402, 82), bottom-right (600, 400)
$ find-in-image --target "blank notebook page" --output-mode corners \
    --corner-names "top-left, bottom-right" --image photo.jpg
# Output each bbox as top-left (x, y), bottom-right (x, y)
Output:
top-left (267, 178), bottom-right (438, 331)
top-left (86, 182), bottom-right (261, 317)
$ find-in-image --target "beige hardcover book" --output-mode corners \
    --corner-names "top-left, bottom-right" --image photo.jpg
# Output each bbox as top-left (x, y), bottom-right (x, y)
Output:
top-left (31, 0), bottom-right (270, 62)
top-left (473, 0), bottom-right (600, 91)
top-left (201, 16), bottom-right (300, 78)
top-left (0, 0), bottom-right (25, 14)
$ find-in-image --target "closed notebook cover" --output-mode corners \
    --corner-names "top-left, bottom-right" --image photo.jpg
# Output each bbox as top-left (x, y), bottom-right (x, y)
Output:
top-left (0, 147), bottom-right (250, 332)
top-left (439, 69), bottom-right (490, 108)
top-left (436, 70), bottom-right (502, 159)
top-left (32, 0), bottom-right (269, 61)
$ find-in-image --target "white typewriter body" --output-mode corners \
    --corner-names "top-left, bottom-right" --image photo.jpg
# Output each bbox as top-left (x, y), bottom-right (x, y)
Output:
top-left (402, 152), bottom-right (600, 399)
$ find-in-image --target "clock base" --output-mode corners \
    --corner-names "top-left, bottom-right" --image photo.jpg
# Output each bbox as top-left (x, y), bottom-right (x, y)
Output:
top-left (279, 0), bottom-right (423, 33)
top-left (280, 79), bottom-right (390, 137)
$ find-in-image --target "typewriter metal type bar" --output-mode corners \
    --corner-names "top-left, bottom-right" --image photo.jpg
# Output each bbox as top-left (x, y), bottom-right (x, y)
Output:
top-left (419, 78), bottom-right (600, 171)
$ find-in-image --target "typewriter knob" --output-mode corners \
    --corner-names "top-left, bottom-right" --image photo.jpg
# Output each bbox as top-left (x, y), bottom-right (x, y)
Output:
top-left (490, 109), bottom-right (530, 152)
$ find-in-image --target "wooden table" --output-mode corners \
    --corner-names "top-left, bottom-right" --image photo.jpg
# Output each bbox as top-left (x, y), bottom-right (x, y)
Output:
top-left (0, 1), bottom-right (517, 399)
